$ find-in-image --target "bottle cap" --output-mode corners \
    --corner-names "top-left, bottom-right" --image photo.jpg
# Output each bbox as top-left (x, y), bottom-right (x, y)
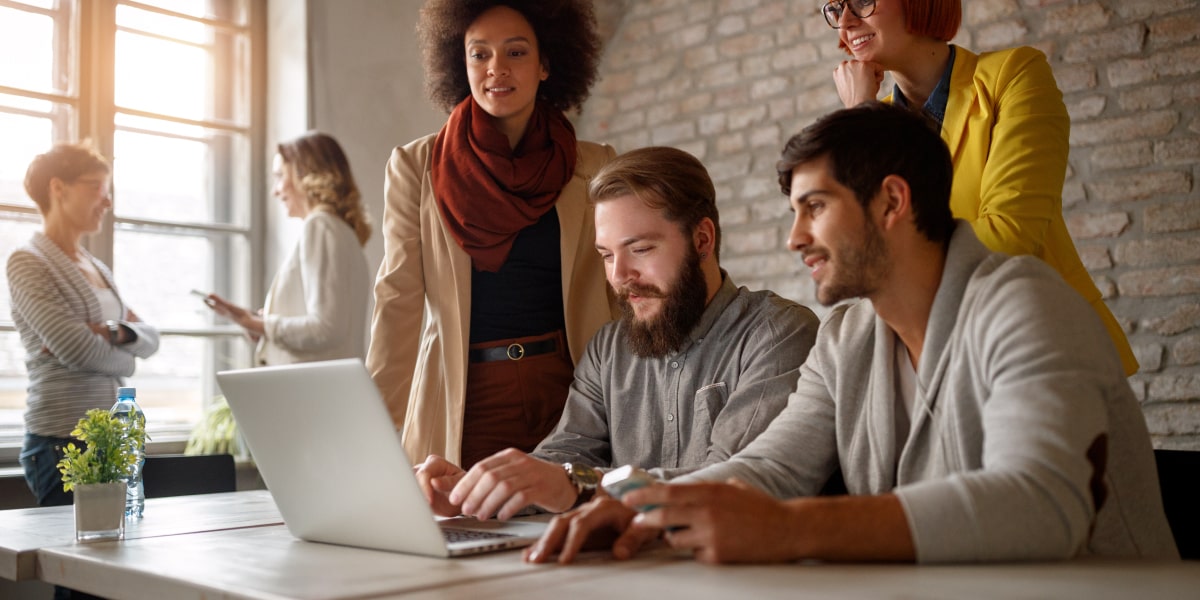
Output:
top-left (118, 387), bottom-right (137, 398)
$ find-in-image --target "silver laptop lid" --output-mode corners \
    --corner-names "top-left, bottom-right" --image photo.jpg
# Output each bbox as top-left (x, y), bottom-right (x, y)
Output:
top-left (217, 359), bottom-right (454, 556)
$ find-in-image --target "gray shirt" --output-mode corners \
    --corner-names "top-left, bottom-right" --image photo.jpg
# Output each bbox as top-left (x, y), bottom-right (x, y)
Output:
top-left (681, 224), bottom-right (1177, 562)
top-left (533, 274), bottom-right (818, 479)
top-left (8, 233), bottom-right (160, 437)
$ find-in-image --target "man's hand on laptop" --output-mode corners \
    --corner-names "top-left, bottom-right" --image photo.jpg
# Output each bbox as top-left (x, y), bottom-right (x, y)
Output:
top-left (415, 455), bottom-right (468, 517)
top-left (451, 449), bottom-right (580, 521)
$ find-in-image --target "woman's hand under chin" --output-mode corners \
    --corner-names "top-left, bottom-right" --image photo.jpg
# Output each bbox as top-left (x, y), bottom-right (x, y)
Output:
top-left (834, 60), bottom-right (886, 108)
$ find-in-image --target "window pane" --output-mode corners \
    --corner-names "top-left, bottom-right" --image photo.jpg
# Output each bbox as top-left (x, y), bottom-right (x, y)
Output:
top-left (111, 229), bottom-right (252, 331)
top-left (120, 0), bottom-right (248, 26)
top-left (9, 1), bottom-right (57, 9)
top-left (114, 5), bottom-right (249, 126)
top-left (126, 335), bottom-right (251, 433)
top-left (114, 28), bottom-right (208, 119)
top-left (0, 331), bottom-right (26, 444)
top-left (0, 113), bottom-right (57, 210)
top-left (0, 6), bottom-right (67, 95)
top-left (117, 4), bottom-right (210, 45)
top-left (112, 127), bottom-right (251, 227)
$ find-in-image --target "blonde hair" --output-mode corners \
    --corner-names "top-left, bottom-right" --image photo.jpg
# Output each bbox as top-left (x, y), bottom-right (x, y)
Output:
top-left (277, 132), bottom-right (372, 245)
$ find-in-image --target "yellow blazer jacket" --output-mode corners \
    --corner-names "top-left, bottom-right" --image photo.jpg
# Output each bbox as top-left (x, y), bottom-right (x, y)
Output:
top-left (366, 133), bottom-right (618, 465)
top-left (937, 45), bottom-right (1137, 374)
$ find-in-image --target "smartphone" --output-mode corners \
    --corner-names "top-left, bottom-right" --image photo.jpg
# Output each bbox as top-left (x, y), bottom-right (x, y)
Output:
top-left (601, 465), bottom-right (658, 503)
top-left (602, 465), bottom-right (680, 530)
top-left (191, 289), bottom-right (216, 306)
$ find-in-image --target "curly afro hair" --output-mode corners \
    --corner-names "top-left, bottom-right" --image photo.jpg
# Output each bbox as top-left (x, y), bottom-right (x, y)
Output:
top-left (418, 0), bottom-right (602, 114)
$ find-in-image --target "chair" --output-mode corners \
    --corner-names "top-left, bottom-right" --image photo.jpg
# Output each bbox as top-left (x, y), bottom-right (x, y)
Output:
top-left (142, 453), bottom-right (236, 498)
top-left (1154, 449), bottom-right (1199, 560)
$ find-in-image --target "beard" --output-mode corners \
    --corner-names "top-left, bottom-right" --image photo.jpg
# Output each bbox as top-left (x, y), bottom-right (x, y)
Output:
top-left (814, 218), bottom-right (889, 306)
top-left (617, 246), bottom-right (709, 358)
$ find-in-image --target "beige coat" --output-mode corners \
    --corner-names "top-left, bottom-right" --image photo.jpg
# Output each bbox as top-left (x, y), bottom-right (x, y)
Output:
top-left (366, 133), bottom-right (617, 465)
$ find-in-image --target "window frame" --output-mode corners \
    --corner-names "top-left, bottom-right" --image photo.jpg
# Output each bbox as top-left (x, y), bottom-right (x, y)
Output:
top-left (0, 0), bottom-right (268, 462)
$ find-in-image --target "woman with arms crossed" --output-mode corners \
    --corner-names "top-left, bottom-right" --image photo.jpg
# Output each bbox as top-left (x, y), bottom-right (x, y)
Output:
top-left (368, 0), bottom-right (616, 469)
top-left (204, 132), bottom-right (372, 366)
top-left (825, 0), bottom-right (1137, 374)
top-left (8, 142), bottom-right (160, 506)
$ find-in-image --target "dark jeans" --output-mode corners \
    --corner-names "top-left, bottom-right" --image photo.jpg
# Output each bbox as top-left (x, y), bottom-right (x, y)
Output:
top-left (19, 433), bottom-right (77, 507)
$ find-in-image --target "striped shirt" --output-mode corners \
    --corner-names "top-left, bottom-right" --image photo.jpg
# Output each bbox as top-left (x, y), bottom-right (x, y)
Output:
top-left (7, 232), bottom-right (160, 437)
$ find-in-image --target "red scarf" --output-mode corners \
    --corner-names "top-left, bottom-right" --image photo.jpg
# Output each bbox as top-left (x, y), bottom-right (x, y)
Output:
top-left (431, 96), bottom-right (578, 272)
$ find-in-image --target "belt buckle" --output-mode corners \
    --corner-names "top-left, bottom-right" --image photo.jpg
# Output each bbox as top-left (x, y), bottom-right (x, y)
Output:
top-left (506, 343), bottom-right (525, 361)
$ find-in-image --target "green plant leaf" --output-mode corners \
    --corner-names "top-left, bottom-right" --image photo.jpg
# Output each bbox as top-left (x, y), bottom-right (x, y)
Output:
top-left (56, 408), bottom-right (146, 492)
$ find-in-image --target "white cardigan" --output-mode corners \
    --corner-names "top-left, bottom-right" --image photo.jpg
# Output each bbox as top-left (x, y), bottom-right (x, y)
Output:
top-left (256, 209), bottom-right (369, 366)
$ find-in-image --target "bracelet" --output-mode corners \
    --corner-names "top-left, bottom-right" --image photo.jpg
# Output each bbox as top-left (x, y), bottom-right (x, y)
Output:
top-left (105, 320), bottom-right (121, 345)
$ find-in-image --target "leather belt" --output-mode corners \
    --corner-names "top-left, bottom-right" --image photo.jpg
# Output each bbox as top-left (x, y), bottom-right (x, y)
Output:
top-left (468, 338), bottom-right (557, 362)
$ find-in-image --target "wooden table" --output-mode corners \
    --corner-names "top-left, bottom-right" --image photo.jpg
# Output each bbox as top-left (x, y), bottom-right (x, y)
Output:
top-left (35, 524), bottom-right (1200, 600)
top-left (404, 555), bottom-right (1200, 600)
top-left (0, 489), bottom-right (281, 581)
top-left (7, 491), bottom-right (1200, 599)
top-left (37, 524), bottom-right (553, 600)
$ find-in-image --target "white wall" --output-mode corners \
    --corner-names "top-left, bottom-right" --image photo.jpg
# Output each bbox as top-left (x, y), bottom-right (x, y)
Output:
top-left (266, 0), bottom-right (445, 346)
top-left (266, 0), bottom-right (310, 286)
top-left (305, 0), bottom-right (447, 290)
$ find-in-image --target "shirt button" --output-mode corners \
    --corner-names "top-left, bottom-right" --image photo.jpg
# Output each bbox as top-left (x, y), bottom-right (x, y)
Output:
top-left (670, 361), bottom-right (679, 368)
top-left (667, 413), bottom-right (675, 421)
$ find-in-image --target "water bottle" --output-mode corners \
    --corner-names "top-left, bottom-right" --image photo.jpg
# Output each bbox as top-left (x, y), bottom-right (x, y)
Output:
top-left (110, 386), bottom-right (146, 518)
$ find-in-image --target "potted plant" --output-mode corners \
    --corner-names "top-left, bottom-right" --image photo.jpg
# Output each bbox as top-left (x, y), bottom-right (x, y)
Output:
top-left (57, 408), bottom-right (146, 541)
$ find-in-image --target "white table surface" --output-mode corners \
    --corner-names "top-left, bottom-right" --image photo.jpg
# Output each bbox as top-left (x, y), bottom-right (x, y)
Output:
top-left (14, 490), bottom-right (1200, 600)
top-left (37, 524), bottom-right (552, 600)
top-left (36, 520), bottom-right (1200, 600)
top-left (403, 555), bottom-right (1200, 600)
top-left (0, 489), bottom-right (281, 580)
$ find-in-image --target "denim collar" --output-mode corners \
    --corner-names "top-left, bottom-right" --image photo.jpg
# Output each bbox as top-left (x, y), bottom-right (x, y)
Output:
top-left (893, 45), bottom-right (956, 127)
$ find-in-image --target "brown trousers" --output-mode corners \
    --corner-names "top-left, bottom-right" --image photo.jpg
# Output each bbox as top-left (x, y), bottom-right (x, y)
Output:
top-left (460, 329), bottom-right (573, 469)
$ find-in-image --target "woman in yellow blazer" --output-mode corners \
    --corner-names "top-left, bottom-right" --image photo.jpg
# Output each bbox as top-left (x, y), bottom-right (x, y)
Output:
top-left (824, 0), bottom-right (1137, 374)
top-left (367, 0), bottom-right (616, 468)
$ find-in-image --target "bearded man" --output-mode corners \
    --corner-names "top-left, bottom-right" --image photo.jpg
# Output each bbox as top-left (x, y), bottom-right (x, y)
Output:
top-left (414, 146), bottom-right (819, 521)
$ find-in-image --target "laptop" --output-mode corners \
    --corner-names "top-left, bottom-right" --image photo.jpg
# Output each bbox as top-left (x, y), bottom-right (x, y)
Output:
top-left (217, 358), bottom-right (547, 557)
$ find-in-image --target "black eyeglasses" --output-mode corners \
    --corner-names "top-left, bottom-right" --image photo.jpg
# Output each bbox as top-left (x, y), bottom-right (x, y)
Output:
top-left (822, 0), bottom-right (877, 28)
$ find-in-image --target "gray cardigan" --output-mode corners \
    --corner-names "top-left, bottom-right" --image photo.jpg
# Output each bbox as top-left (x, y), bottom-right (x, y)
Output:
top-left (8, 233), bottom-right (159, 437)
top-left (683, 223), bottom-right (1177, 562)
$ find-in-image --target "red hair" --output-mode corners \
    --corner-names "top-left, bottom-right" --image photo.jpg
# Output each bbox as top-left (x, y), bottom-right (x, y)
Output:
top-left (836, 0), bottom-right (961, 54)
top-left (901, 0), bottom-right (961, 41)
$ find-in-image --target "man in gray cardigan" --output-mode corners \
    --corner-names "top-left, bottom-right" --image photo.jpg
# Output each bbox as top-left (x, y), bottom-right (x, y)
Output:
top-left (527, 103), bottom-right (1177, 564)
top-left (415, 147), bottom-right (819, 522)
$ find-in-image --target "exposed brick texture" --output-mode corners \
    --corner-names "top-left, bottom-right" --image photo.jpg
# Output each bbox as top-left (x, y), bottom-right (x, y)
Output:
top-left (580, 0), bottom-right (1200, 449)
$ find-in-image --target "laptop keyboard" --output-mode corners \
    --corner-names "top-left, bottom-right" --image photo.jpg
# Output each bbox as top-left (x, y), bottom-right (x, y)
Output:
top-left (442, 528), bottom-right (517, 543)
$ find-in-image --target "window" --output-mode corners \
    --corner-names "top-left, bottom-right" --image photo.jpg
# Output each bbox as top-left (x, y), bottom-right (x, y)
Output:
top-left (0, 0), bottom-right (265, 451)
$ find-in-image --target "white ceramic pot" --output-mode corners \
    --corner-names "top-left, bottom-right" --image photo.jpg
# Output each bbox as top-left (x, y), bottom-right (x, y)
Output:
top-left (73, 481), bottom-right (126, 542)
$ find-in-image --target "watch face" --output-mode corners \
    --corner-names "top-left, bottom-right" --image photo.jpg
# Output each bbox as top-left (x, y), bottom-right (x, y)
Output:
top-left (567, 463), bottom-right (600, 488)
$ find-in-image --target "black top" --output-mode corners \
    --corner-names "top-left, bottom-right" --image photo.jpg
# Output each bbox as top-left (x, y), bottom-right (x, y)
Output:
top-left (469, 207), bottom-right (565, 343)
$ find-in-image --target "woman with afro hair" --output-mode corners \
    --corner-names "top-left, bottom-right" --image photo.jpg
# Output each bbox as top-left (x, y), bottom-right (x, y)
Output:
top-left (367, 0), bottom-right (617, 469)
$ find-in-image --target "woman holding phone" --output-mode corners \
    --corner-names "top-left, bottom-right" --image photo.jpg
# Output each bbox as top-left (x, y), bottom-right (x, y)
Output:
top-left (367, 0), bottom-right (617, 469)
top-left (8, 141), bottom-right (160, 506)
top-left (823, 0), bottom-right (1137, 374)
top-left (204, 132), bottom-right (372, 366)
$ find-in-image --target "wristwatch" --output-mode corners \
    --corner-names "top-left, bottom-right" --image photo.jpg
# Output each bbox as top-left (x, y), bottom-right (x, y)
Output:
top-left (105, 320), bottom-right (121, 344)
top-left (562, 462), bottom-right (600, 499)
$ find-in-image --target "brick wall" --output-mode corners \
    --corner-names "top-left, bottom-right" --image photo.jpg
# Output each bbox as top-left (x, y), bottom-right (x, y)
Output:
top-left (577, 0), bottom-right (1200, 450)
